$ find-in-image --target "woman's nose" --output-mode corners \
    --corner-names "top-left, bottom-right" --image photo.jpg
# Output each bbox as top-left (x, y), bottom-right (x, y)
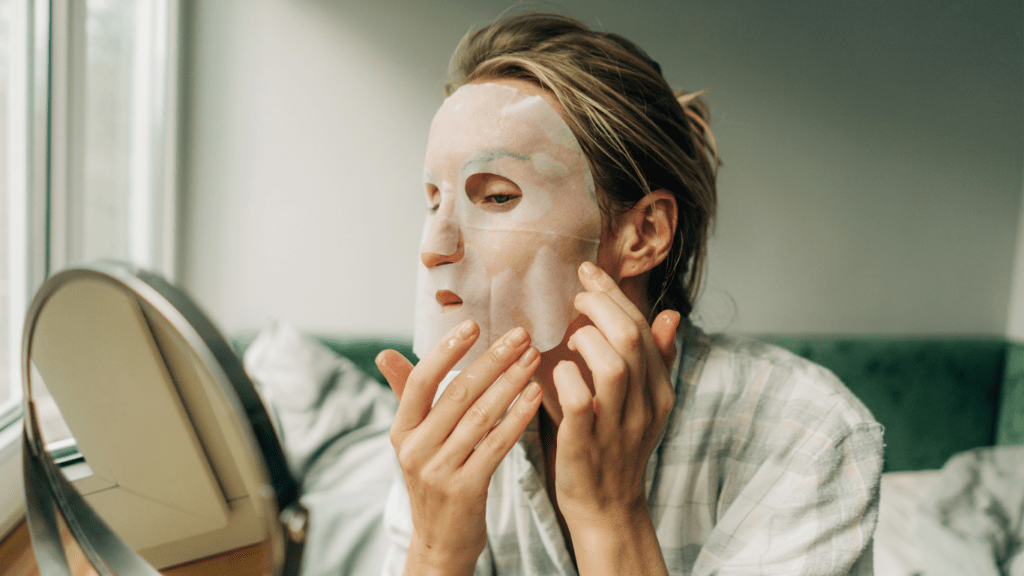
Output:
top-left (420, 216), bottom-right (464, 268)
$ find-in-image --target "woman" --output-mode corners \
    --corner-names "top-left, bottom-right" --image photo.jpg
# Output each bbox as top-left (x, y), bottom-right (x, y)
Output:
top-left (375, 13), bottom-right (882, 576)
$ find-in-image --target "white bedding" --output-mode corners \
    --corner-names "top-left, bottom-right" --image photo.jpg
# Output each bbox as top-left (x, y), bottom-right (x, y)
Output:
top-left (874, 446), bottom-right (1024, 576)
top-left (875, 469), bottom-right (941, 576)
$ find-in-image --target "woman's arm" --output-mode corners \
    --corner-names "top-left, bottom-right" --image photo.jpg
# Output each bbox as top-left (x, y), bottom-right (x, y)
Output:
top-left (698, 423), bottom-right (883, 575)
top-left (551, 262), bottom-right (680, 576)
top-left (376, 321), bottom-right (543, 576)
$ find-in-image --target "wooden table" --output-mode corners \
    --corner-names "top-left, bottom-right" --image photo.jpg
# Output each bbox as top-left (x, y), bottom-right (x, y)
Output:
top-left (0, 518), bottom-right (271, 576)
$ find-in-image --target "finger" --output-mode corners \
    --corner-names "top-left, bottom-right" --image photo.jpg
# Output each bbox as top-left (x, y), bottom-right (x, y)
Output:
top-left (651, 310), bottom-right (681, 373)
top-left (573, 290), bottom-right (647, 399)
top-left (578, 263), bottom-right (671, 377)
top-left (392, 319), bottom-right (479, 433)
top-left (637, 312), bottom-right (680, 446)
top-left (574, 271), bottom-right (660, 434)
top-left (441, 346), bottom-right (541, 468)
top-left (421, 327), bottom-right (532, 442)
top-left (552, 360), bottom-right (595, 453)
top-left (466, 380), bottom-right (544, 475)
top-left (578, 261), bottom-right (647, 324)
top-left (573, 289), bottom-right (645, 352)
top-left (376, 349), bottom-right (414, 400)
top-left (648, 310), bottom-right (681, 436)
top-left (568, 325), bottom-right (628, 424)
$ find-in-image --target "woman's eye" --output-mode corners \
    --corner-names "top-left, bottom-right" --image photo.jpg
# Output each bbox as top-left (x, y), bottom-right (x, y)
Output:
top-left (486, 194), bottom-right (516, 205)
top-left (480, 192), bottom-right (521, 212)
top-left (465, 173), bottom-right (522, 211)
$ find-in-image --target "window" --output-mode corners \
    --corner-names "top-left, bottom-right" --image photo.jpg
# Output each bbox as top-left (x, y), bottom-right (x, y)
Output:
top-left (0, 0), bottom-right (50, 537)
top-left (0, 0), bottom-right (44, 439)
top-left (51, 0), bottom-right (179, 273)
top-left (0, 0), bottom-right (181, 535)
top-left (1, 0), bottom-right (13, 419)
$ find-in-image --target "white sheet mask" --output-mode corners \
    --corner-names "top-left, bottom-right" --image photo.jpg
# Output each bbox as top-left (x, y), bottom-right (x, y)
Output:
top-left (414, 82), bottom-right (602, 369)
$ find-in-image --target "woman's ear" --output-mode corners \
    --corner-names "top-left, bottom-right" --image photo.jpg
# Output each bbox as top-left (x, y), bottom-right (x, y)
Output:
top-left (600, 190), bottom-right (678, 281)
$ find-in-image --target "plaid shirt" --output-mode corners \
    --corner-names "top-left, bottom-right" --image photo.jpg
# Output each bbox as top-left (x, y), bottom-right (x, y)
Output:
top-left (384, 321), bottom-right (883, 575)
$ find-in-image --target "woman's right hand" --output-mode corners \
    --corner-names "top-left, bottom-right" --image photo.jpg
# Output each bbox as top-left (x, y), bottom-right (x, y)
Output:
top-left (375, 320), bottom-right (543, 576)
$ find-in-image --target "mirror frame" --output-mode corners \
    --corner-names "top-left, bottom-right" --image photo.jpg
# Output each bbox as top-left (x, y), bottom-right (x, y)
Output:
top-left (20, 261), bottom-right (306, 575)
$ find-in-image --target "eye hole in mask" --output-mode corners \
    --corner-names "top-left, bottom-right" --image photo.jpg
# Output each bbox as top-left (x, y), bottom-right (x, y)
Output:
top-left (465, 173), bottom-right (523, 212)
top-left (425, 183), bottom-right (441, 213)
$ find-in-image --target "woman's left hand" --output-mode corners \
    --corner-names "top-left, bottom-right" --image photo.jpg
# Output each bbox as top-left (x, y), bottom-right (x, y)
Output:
top-left (551, 261), bottom-right (680, 571)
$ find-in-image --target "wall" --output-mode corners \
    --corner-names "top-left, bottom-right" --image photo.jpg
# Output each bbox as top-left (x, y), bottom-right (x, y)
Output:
top-left (1008, 188), bottom-right (1024, 342)
top-left (179, 0), bottom-right (1023, 339)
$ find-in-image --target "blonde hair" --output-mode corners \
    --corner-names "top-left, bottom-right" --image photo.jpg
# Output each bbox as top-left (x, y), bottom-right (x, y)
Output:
top-left (445, 13), bottom-right (719, 317)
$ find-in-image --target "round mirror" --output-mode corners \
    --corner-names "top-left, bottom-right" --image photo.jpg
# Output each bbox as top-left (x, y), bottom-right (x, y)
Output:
top-left (21, 262), bottom-right (306, 575)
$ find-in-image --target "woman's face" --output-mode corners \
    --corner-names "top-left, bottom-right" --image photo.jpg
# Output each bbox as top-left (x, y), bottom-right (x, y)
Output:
top-left (413, 80), bottom-right (602, 368)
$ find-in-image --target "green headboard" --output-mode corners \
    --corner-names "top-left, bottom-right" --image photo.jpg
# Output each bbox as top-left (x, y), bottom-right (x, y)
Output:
top-left (761, 337), bottom-right (1021, 472)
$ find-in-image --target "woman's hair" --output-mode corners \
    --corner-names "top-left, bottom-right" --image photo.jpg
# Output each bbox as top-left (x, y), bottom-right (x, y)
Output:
top-left (445, 13), bottom-right (719, 318)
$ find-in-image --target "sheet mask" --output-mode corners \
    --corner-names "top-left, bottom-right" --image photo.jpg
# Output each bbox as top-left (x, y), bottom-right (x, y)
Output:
top-left (414, 82), bottom-right (602, 369)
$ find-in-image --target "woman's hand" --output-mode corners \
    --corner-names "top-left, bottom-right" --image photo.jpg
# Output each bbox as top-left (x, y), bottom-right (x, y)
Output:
top-left (552, 261), bottom-right (680, 575)
top-left (376, 321), bottom-right (544, 576)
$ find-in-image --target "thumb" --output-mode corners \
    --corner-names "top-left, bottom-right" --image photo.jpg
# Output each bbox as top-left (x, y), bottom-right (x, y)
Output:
top-left (651, 310), bottom-right (681, 372)
top-left (375, 349), bottom-right (414, 400)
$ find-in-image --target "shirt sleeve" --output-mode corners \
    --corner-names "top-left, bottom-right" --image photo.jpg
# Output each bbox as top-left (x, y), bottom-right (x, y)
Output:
top-left (692, 422), bottom-right (883, 576)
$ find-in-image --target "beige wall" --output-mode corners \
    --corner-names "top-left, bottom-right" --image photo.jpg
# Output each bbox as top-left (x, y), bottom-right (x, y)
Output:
top-left (179, 0), bottom-right (1024, 339)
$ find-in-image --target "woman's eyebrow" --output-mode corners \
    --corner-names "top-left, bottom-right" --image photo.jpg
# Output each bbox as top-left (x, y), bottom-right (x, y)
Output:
top-left (461, 148), bottom-right (530, 172)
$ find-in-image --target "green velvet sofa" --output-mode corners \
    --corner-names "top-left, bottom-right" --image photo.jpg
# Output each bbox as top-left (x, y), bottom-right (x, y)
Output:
top-left (232, 334), bottom-right (1024, 473)
top-left (759, 336), bottom-right (1023, 472)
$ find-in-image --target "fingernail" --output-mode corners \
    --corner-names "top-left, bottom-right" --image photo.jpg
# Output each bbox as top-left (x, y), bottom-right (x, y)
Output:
top-left (579, 261), bottom-right (599, 279)
top-left (518, 346), bottom-right (539, 367)
top-left (524, 382), bottom-right (542, 401)
top-left (506, 327), bottom-right (528, 347)
top-left (456, 320), bottom-right (476, 340)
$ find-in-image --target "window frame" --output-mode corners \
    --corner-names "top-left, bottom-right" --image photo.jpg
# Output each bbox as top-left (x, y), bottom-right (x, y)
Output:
top-left (0, 0), bottom-right (48, 538)
top-left (0, 0), bottom-right (183, 538)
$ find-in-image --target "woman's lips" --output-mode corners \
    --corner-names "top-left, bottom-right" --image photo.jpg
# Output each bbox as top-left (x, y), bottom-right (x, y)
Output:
top-left (435, 289), bottom-right (463, 312)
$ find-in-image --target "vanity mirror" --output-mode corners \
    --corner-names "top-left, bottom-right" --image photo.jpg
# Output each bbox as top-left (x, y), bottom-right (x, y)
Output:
top-left (20, 262), bottom-right (306, 575)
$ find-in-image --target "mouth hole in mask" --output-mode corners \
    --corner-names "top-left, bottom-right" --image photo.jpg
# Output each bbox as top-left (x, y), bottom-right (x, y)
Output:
top-left (436, 289), bottom-right (463, 311)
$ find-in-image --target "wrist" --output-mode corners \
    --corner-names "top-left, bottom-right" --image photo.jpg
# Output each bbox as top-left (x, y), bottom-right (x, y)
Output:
top-left (404, 532), bottom-right (481, 576)
top-left (565, 501), bottom-right (668, 576)
top-left (561, 494), bottom-right (647, 538)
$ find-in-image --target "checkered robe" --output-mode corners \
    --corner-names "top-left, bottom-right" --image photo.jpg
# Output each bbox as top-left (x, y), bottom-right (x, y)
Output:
top-left (383, 321), bottom-right (884, 575)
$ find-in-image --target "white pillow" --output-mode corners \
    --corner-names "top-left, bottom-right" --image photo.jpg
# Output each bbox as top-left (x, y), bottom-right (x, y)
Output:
top-left (243, 320), bottom-right (398, 491)
top-left (244, 321), bottom-right (398, 576)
